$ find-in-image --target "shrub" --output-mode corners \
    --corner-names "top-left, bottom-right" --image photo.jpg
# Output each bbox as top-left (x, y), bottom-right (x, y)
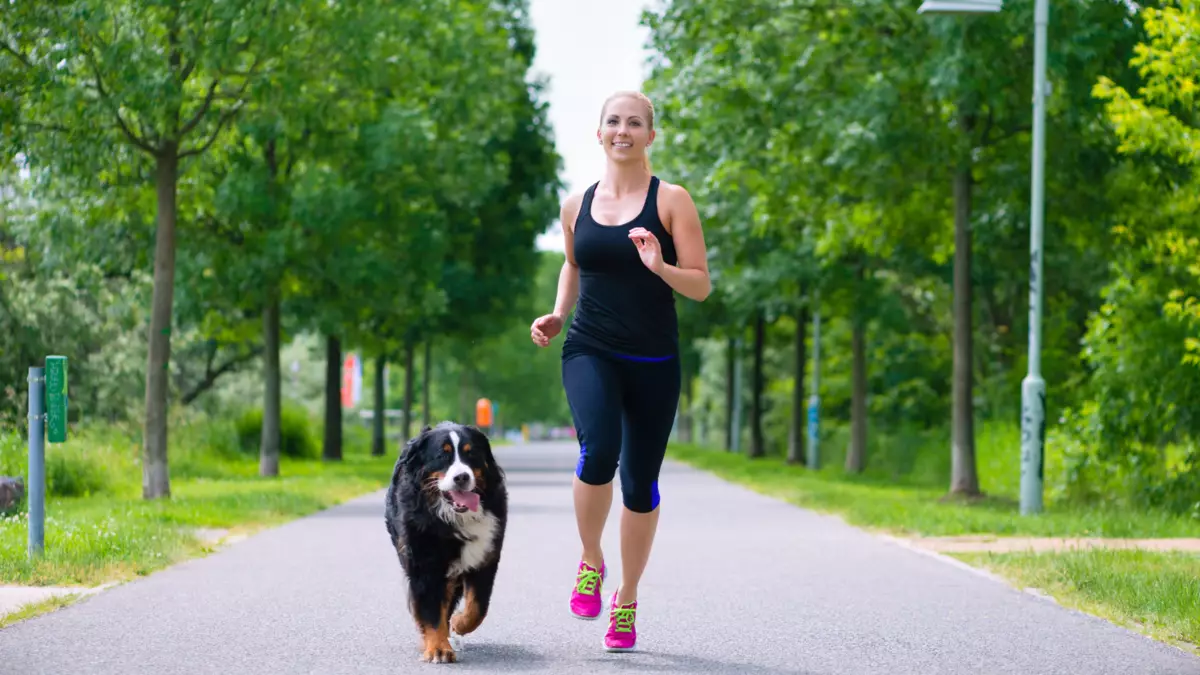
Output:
top-left (0, 430), bottom-right (119, 498)
top-left (234, 403), bottom-right (318, 460)
top-left (46, 450), bottom-right (112, 497)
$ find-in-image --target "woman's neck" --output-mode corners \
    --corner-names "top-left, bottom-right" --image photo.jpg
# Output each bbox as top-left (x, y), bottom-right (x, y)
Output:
top-left (599, 162), bottom-right (651, 197)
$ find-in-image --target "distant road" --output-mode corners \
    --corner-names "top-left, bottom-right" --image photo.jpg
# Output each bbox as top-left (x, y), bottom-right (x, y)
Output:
top-left (1, 441), bottom-right (1196, 674)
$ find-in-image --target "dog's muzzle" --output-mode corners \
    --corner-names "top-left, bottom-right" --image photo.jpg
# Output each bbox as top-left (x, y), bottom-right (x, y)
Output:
top-left (439, 469), bottom-right (480, 513)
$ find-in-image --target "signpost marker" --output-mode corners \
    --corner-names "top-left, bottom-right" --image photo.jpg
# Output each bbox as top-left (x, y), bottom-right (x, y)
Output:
top-left (28, 356), bottom-right (68, 559)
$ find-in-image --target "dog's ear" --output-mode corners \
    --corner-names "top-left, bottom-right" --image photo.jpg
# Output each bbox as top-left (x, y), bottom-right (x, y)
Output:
top-left (398, 427), bottom-right (431, 468)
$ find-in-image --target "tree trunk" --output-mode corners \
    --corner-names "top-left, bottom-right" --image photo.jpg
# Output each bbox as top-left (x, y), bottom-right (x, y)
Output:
top-left (459, 366), bottom-right (470, 425)
top-left (951, 162), bottom-right (980, 496)
top-left (725, 337), bottom-right (735, 451)
top-left (142, 148), bottom-right (179, 500)
top-left (372, 354), bottom-right (386, 456)
top-left (403, 342), bottom-right (415, 444)
top-left (323, 334), bottom-right (343, 461)
top-left (259, 287), bottom-right (281, 477)
top-left (748, 311), bottom-right (766, 459)
top-left (846, 314), bottom-right (868, 473)
top-left (788, 301), bottom-right (809, 465)
top-left (422, 340), bottom-right (431, 428)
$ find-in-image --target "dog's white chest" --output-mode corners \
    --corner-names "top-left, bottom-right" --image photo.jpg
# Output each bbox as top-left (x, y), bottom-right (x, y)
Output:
top-left (450, 513), bottom-right (498, 577)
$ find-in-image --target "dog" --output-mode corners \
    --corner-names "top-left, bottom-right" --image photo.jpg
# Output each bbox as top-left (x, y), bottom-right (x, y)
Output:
top-left (385, 421), bottom-right (508, 664)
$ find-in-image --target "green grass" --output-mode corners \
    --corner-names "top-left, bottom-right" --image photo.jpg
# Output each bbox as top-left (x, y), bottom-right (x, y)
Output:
top-left (0, 594), bottom-right (83, 629)
top-left (953, 549), bottom-right (1200, 653)
top-left (0, 410), bottom-right (396, 587)
top-left (667, 422), bottom-right (1200, 538)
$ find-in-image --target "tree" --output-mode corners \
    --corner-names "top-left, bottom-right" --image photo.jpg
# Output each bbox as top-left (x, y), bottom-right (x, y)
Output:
top-left (3, 0), bottom-right (296, 498)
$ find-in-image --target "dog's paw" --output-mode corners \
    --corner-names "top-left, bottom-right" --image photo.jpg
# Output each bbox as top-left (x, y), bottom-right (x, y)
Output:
top-left (448, 631), bottom-right (464, 652)
top-left (419, 632), bottom-right (458, 665)
top-left (419, 641), bottom-right (457, 664)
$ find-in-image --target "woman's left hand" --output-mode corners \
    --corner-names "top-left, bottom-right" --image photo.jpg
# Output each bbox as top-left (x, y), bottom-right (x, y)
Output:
top-left (629, 227), bottom-right (665, 276)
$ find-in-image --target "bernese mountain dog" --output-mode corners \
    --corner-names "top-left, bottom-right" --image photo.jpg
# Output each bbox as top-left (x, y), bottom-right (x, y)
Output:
top-left (384, 421), bottom-right (508, 664)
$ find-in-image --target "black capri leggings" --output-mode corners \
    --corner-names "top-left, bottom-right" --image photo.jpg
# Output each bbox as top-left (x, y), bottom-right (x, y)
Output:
top-left (562, 349), bottom-right (681, 513)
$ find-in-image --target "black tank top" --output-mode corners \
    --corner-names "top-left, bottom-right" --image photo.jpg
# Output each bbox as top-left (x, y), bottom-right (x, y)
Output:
top-left (564, 176), bottom-right (679, 359)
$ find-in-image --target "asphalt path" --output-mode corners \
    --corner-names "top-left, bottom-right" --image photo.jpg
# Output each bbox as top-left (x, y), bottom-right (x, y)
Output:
top-left (1, 440), bottom-right (1197, 674)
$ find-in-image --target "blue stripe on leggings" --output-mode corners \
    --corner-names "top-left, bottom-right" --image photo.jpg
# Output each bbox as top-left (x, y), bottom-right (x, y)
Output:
top-left (576, 442), bottom-right (587, 478)
top-left (650, 480), bottom-right (660, 510)
top-left (610, 351), bottom-right (675, 362)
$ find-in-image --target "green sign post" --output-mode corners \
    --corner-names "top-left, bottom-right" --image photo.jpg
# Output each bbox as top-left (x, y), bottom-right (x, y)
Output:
top-left (28, 356), bottom-right (67, 559)
top-left (46, 356), bottom-right (68, 444)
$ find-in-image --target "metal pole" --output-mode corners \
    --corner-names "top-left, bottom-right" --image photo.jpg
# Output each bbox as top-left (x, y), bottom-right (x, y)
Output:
top-left (1020, 0), bottom-right (1048, 515)
top-left (27, 366), bottom-right (45, 558)
top-left (731, 337), bottom-right (743, 453)
top-left (807, 293), bottom-right (821, 470)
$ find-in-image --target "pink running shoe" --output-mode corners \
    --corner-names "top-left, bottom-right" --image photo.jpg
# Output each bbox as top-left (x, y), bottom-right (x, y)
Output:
top-left (569, 560), bottom-right (606, 619)
top-left (604, 591), bottom-right (637, 652)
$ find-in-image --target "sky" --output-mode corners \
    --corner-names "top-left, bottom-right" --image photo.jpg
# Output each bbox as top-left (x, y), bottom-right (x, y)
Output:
top-left (527, 0), bottom-right (656, 253)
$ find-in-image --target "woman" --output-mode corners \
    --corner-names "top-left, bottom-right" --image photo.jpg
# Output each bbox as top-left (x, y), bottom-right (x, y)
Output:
top-left (530, 90), bottom-right (711, 652)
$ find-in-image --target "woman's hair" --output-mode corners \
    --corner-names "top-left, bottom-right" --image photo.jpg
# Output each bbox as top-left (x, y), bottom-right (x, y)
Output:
top-left (600, 90), bottom-right (655, 174)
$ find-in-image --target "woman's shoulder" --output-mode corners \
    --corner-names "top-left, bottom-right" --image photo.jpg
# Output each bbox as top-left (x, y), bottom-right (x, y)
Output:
top-left (559, 187), bottom-right (592, 233)
top-left (654, 178), bottom-right (697, 232)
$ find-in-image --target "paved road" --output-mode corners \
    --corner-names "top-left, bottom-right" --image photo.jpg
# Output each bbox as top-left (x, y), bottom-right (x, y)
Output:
top-left (2, 441), bottom-right (1197, 674)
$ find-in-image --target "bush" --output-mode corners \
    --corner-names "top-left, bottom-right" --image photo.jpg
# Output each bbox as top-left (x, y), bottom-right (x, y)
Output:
top-left (234, 403), bottom-right (318, 460)
top-left (0, 430), bottom-right (120, 499)
top-left (46, 450), bottom-right (112, 497)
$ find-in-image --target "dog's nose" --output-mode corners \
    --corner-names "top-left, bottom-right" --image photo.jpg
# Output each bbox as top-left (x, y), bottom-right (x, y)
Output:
top-left (453, 472), bottom-right (471, 489)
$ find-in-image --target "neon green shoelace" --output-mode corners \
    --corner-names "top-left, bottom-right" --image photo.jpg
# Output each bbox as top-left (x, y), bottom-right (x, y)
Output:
top-left (576, 567), bottom-right (601, 594)
top-left (610, 606), bottom-right (636, 633)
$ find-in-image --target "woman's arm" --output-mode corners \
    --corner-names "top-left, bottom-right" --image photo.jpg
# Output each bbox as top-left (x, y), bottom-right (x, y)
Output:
top-left (657, 183), bottom-right (711, 302)
top-left (552, 193), bottom-right (583, 320)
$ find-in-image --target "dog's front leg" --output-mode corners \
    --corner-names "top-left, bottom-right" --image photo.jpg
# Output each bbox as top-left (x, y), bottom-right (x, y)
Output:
top-left (451, 559), bottom-right (499, 637)
top-left (410, 572), bottom-right (459, 663)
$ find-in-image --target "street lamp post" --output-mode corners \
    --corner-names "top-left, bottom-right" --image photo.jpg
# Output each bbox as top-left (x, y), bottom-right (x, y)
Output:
top-left (918, 0), bottom-right (1048, 514)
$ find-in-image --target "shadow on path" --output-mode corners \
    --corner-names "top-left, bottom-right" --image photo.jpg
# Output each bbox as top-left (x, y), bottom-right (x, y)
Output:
top-left (580, 649), bottom-right (823, 674)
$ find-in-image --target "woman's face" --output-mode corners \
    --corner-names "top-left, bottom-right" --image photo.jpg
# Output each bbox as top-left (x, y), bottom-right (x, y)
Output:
top-left (597, 96), bottom-right (654, 161)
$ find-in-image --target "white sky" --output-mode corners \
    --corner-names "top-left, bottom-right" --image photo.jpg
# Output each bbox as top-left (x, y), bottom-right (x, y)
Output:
top-left (527, 0), bottom-right (655, 253)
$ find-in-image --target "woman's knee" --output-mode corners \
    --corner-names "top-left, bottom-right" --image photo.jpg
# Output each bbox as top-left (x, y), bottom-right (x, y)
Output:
top-left (576, 441), bottom-right (619, 485)
top-left (619, 472), bottom-right (662, 513)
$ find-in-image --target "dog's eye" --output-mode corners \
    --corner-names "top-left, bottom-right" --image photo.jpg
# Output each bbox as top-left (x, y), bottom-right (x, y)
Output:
top-left (442, 443), bottom-right (452, 453)
top-left (462, 443), bottom-right (471, 452)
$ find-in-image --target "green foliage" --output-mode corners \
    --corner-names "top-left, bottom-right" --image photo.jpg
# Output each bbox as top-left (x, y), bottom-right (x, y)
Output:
top-left (1027, 0), bottom-right (1200, 515)
top-left (234, 403), bottom-right (318, 460)
top-left (0, 0), bottom-right (561, 486)
top-left (641, 0), bottom-right (1200, 515)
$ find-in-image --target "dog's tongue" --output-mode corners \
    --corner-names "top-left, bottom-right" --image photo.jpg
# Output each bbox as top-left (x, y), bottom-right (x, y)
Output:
top-left (449, 490), bottom-right (480, 512)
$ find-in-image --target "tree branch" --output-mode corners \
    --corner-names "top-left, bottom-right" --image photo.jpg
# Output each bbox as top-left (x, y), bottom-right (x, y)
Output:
top-left (982, 115), bottom-right (1030, 148)
top-left (177, 102), bottom-right (244, 158)
top-left (18, 121), bottom-right (74, 135)
top-left (1, 41), bottom-right (33, 69)
top-left (81, 45), bottom-right (158, 154)
top-left (178, 79), bottom-right (220, 138)
top-left (180, 345), bottom-right (264, 405)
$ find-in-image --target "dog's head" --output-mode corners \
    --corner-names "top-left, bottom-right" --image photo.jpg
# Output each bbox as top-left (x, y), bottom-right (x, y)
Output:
top-left (398, 421), bottom-right (502, 522)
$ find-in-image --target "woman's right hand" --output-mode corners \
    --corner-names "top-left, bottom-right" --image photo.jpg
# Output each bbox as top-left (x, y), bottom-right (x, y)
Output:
top-left (530, 313), bottom-right (564, 347)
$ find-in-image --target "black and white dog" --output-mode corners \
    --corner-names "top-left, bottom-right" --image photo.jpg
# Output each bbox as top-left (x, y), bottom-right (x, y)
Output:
top-left (385, 422), bottom-right (507, 664)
